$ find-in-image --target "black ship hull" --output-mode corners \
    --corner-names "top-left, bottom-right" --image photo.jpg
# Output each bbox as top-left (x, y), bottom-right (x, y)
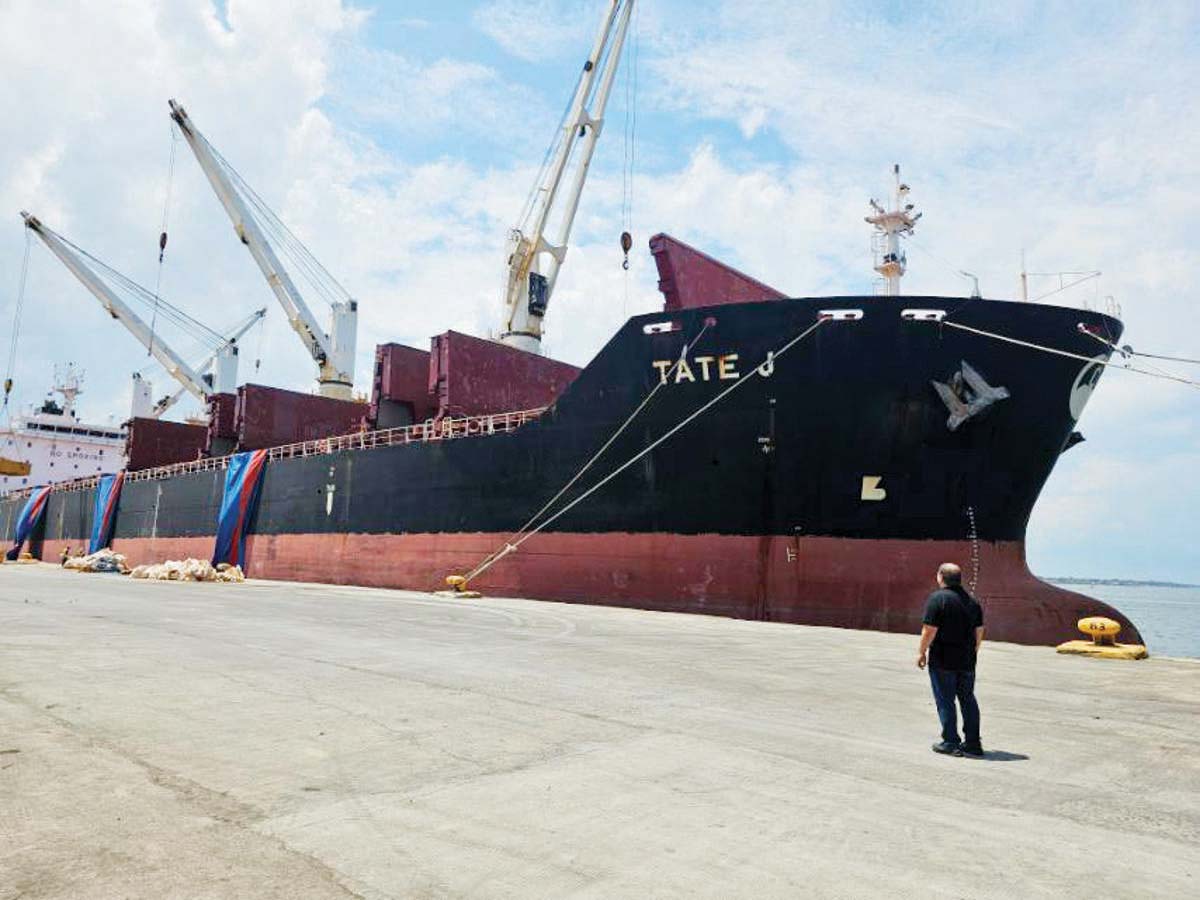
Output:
top-left (2, 296), bottom-right (1140, 646)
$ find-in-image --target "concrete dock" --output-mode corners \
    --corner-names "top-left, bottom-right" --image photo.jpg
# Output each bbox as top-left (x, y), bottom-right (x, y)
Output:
top-left (1, 565), bottom-right (1197, 899)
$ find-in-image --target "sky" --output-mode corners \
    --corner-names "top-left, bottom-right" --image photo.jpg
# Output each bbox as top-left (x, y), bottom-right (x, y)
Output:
top-left (0, 0), bottom-right (1197, 582)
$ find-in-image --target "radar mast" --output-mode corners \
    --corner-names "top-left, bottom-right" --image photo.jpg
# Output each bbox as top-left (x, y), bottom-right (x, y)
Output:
top-left (865, 164), bottom-right (921, 296)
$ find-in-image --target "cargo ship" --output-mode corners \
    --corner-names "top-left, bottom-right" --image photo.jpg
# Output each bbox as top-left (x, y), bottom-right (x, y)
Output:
top-left (0, 217), bottom-right (1139, 646)
top-left (0, 0), bottom-right (1140, 645)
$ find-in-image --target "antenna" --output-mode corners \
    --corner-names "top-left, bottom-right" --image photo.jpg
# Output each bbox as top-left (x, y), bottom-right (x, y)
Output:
top-left (865, 163), bottom-right (920, 296)
top-left (959, 271), bottom-right (981, 299)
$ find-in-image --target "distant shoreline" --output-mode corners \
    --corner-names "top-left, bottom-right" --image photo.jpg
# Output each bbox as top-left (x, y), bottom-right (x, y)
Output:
top-left (1047, 578), bottom-right (1199, 589)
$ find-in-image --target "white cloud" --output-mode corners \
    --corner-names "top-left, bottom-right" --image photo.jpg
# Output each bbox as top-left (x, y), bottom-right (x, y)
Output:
top-left (0, 0), bottom-right (365, 410)
top-left (473, 0), bottom-right (594, 62)
top-left (328, 47), bottom-right (541, 143)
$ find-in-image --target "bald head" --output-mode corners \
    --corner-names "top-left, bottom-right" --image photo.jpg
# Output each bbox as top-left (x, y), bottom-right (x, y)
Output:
top-left (937, 563), bottom-right (963, 588)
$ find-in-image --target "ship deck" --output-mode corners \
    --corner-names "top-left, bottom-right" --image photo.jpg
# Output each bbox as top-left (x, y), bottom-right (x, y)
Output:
top-left (2, 564), bottom-right (1196, 898)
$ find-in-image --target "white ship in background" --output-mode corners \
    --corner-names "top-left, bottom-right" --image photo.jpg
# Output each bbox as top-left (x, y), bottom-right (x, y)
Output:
top-left (0, 364), bottom-right (126, 490)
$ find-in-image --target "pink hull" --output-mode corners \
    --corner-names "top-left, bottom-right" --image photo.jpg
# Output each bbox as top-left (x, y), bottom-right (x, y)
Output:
top-left (108, 532), bottom-right (1141, 647)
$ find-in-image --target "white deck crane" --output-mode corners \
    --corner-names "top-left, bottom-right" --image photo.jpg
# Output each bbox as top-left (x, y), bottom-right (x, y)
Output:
top-left (499, 0), bottom-right (635, 353)
top-left (21, 211), bottom-right (264, 418)
top-left (138, 307), bottom-right (267, 418)
top-left (168, 100), bottom-right (357, 399)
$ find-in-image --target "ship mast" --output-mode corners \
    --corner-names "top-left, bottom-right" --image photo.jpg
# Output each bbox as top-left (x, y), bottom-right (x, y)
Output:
top-left (53, 364), bottom-right (83, 419)
top-left (865, 164), bottom-right (921, 296)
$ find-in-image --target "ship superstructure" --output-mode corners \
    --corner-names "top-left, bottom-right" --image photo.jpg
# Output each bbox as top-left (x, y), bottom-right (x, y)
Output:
top-left (1, 365), bottom-right (124, 490)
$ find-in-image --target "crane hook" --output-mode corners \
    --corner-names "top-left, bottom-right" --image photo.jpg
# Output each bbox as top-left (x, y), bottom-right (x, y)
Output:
top-left (620, 230), bottom-right (632, 270)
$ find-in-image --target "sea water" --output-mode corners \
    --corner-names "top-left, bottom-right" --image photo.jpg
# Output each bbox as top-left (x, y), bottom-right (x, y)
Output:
top-left (1051, 583), bottom-right (1200, 659)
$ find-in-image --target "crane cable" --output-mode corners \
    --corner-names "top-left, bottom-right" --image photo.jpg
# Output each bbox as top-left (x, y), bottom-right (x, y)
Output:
top-left (253, 308), bottom-right (267, 373)
top-left (150, 124), bottom-right (179, 356)
top-left (195, 131), bottom-right (352, 309)
top-left (618, 0), bottom-right (640, 311)
top-left (458, 314), bottom-right (830, 586)
top-left (3, 228), bottom-right (33, 414)
top-left (43, 225), bottom-right (225, 347)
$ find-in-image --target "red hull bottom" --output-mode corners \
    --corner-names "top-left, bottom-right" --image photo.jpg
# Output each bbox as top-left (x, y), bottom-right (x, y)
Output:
top-left (103, 532), bottom-right (1142, 647)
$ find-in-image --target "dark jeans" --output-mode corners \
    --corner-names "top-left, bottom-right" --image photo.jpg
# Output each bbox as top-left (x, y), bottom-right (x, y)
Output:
top-left (929, 667), bottom-right (980, 747)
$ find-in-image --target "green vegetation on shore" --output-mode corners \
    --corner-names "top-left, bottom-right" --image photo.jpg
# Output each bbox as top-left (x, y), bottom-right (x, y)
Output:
top-left (1048, 577), bottom-right (1199, 589)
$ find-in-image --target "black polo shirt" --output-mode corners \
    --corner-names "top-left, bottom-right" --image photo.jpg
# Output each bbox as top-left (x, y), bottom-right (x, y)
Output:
top-left (923, 586), bottom-right (983, 671)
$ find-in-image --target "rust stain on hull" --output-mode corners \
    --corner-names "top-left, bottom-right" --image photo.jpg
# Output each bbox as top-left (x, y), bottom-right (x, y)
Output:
top-left (104, 531), bottom-right (1139, 647)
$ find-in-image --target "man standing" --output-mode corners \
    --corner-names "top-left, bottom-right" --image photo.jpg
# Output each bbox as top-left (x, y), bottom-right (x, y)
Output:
top-left (916, 563), bottom-right (985, 757)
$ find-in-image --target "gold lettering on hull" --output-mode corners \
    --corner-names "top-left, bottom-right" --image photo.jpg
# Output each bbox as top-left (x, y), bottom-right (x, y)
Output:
top-left (651, 352), bottom-right (743, 384)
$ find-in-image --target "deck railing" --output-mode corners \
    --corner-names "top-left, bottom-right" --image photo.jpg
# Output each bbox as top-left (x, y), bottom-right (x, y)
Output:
top-left (1, 407), bottom-right (546, 500)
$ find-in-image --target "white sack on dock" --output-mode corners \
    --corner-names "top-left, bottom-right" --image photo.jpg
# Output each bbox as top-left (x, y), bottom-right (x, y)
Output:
top-left (63, 549), bottom-right (128, 574)
top-left (128, 558), bottom-right (245, 583)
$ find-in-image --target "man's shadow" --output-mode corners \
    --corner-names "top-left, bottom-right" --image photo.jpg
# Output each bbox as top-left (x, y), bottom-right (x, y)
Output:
top-left (969, 750), bottom-right (1029, 762)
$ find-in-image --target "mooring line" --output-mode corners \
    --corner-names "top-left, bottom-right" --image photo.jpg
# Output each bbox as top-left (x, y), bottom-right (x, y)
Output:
top-left (460, 315), bottom-right (829, 585)
top-left (929, 320), bottom-right (1200, 390)
top-left (461, 320), bottom-right (715, 582)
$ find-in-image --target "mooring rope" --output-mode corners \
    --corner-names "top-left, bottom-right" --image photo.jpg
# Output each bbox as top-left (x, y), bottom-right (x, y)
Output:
top-left (925, 320), bottom-right (1200, 390)
top-left (462, 318), bottom-right (713, 582)
top-left (460, 315), bottom-right (830, 586)
top-left (1079, 324), bottom-right (1200, 367)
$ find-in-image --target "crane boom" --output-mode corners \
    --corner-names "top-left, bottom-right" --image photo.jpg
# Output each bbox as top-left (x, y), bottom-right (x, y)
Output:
top-left (21, 212), bottom-right (210, 405)
top-left (168, 99), bottom-right (357, 399)
top-left (149, 307), bottom-right (267, 418)
top-left (208, 307), bottom-right (268, 398)
top-left (500, 0), bottom-right (635, 354)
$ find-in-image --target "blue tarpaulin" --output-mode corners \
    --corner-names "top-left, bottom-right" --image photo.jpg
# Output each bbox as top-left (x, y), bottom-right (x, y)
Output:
top-left (7, 485), bottom-right (52, 560)
top-left (212, 449), bottom-right (268, 567)
top-left (88, 471), bottom-right (125, 554)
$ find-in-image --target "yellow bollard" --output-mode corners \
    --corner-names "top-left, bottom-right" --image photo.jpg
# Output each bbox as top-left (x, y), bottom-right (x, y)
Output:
top-left (435, 573), bottom-right (482, 599)
top-left (1056, 617), bottom-right (1147, 659)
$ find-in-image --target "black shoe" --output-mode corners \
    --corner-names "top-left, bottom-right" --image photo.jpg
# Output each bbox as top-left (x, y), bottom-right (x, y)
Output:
top-left (931, 741), bottom-right (962, 756)
top-left (960, 743), bottom-right (984, 758)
